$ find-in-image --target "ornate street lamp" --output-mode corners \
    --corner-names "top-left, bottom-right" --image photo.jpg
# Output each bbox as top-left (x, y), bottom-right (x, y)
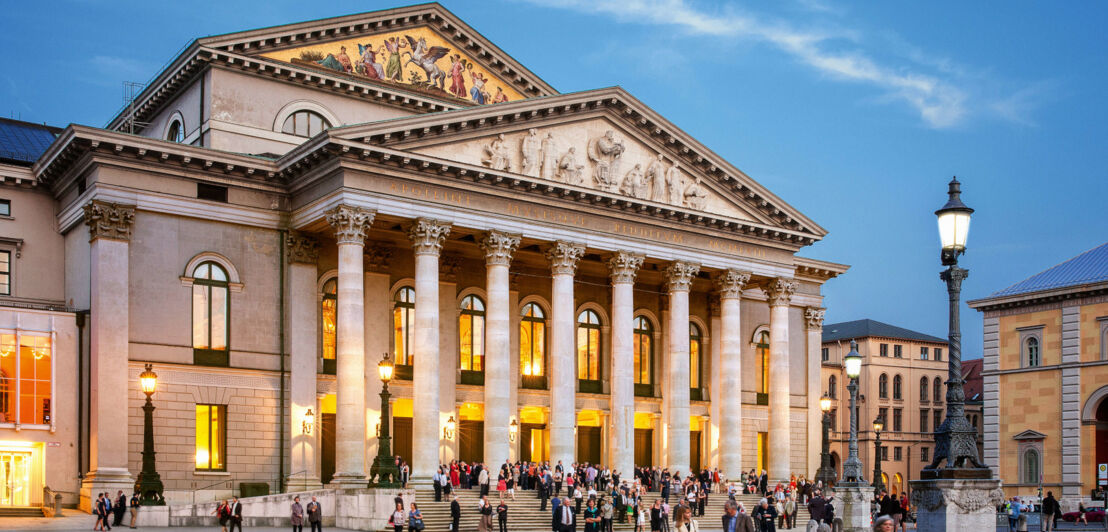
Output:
top-left (815, 393), bottom-right (836, 487)
top-left (840, 341), bottom-right (865, 484)
top-left (924, 177), bottom-right (990, 477)
top-left (369, 353), bottom-right (401, 487)
top-left (872, 416), bottom-right (885, 494)
top-left (134, 364), bottom-right (165, 505)
top-left (509, 418), bottom-right (519, 443)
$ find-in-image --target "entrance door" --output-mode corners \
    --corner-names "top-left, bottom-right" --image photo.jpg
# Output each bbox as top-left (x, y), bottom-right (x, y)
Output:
top-left (0, 451), bottom-right (31, 507)
top-left (690, 430), bottom-right (702, 473)
top-left (577, 427), bottom-right (601, 465)
top-left (320, 413), bottom-right (335, 485)
top-left (393, 417), bottom-right (413, 469)
top-left (635, 429), bottom-right (653, 467)
top-left (520, 423), bottom-right (547, 463)
top-left (459, 420), bottom-right (484, 464)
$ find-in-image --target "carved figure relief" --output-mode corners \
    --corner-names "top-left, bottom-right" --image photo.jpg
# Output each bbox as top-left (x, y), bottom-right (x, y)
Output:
top-left (666, 162), bottom-right (684, 205)
top-left (520, 128), bottom-right (541, 176)
top-left (646, 153), bottom-right (666, 202)
top-left (557, 147), bottom-right (585, 185)
top-left (482, 133), bottom-right (511, 170)
top-left (588, 130), bottom-right (625, 192)
top-left (683, 176), bottom-right (708, 210)
top-left (539, 133), bottom-right (558, 181)
top-left (620, 164), bottom-right (648, 200)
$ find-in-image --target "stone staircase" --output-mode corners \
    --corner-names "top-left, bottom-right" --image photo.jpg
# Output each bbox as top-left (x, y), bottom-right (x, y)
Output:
top-left (387, 487), bottom-right (811, 531)
top-left (0, 507), bottom-right (45, 518)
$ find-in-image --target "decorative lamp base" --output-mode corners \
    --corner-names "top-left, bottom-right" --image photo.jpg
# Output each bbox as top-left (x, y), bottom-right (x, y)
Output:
top-left (831, 482), bottom-right (873, 532)
top-left (909, 478), bottom-right (1004, 532)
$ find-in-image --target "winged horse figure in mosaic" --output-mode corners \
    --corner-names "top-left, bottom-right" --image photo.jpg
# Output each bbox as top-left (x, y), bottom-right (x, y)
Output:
top-left (403, 35), bottom-right (449, 89)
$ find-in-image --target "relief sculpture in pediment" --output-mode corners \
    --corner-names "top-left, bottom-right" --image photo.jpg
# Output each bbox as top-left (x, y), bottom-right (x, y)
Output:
top-left (482, 133), bottom-right (511, 171)
top-left (556, 147), bottom-right (585, 185)
top-left (588, 130), bottom-right (626, 193)
top-left (520, 128), bottom-right (542, 176)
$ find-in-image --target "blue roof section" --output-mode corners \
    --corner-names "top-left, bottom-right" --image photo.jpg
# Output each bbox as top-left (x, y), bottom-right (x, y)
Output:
top-left (0, 118), bottom-right (61, 165)
top-left (989, 242), bottom-right (1108, 297)
top-left (822, 319), bottom-right (946, 344)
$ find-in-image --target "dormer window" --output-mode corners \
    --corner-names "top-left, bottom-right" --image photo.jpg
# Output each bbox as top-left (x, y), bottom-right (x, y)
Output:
top-left (282, 110), bottom-right (331, 138)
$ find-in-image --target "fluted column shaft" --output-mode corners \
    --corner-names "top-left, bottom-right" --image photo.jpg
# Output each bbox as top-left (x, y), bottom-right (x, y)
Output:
top-left (547, 242), bottom-right (585, 468)
top-left (326, 206), bottom-right (375, 486)
top-left (608, 251), bottom-right (644, 479)
top-left (765, 278), bottom-right (797, 482)
top-left (481, 231), bottom-right (520, 468)
top-left (715, 270), bottom-right (750, 480)
top-left (409, 219), bottom-right (451, 480)
top-left (664, 261), bottom-right (700, 476)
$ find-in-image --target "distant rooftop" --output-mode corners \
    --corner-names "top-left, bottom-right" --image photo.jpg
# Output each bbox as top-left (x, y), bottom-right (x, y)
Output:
top-left (0, 117), bottom-right (62, 165)
top-left (986, 242), bottom-right (1108, 298)
top-left (962, 358), bottom-right (983, 402)
top-left (822, 319), bottom-right (946, 344)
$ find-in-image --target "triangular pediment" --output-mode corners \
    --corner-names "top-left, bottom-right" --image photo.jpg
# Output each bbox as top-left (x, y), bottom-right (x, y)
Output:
top-left (1013, 430), bottom-right (1047, 441)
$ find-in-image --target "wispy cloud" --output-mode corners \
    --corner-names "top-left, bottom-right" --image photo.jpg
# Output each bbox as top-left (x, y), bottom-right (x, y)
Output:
top-left (525, 0), bottom-right (1028, 129)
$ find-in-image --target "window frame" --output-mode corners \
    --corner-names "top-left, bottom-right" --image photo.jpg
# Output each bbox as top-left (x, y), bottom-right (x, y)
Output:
top-left (0, 249), bottom-right (10, 296)
top-left (166, 119), bottom-right (185, 143)
top-left (689, 322), bottom-right (703, 393)
top-left (0, 330), bottom-right (55, 430)
top-left (577, 310), bottom-right (604, 393)
top-left (828, 374), bottom-right (837, 399)
top-left (920, 346), bottom-right (929, 360)
top-left (0, 199), bottom-right (10, 217)
top-left (821, 347), bottom-right (829, 362)
top-left (458, 294), bottom-right (486, 381)
top-left (1024, 335), bottom-right (1041, 368)
top-left (392, 287), bottom-right (415, 379)
top-left (195, 403), bottom-right (227, 472)
top-left (879, 343), bottom-right (888, 357)
top-left (520, 302), bottom-right (547, 389)
top-left (633, 315), bottom-right (654, 396)
top-left (920, 376), bottom-right (929, 403)
top-left (281, 110), bottom-right (332, 138)
top-left (893, 344), bottom-right (902, 358)
top-left (892, 374), bottom-right (903, 400)
top-left (191, 261), bottom-right (231, 367)
top-left (934, 347), bottom-right (943, 361)
top-left (320, 277), bottom-right (337, 375)
top-left (1020, 448), bottom-right (1041, 485)
top-left (756, 330), bottom-right (770, 404)
top-left (933, 378), bottom-right (943, 404)
top-left (879, 373), bottom-right (888, 399)
top-left (920, 408), bottom-right (928, 433)
top-left (892, 407), bottom-right (902, 432)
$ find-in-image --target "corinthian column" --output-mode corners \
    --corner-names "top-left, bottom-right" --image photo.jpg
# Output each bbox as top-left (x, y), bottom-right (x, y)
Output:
top-left (481, 231), bottom-right (521, 468)
top-left (764, 278), bottom-right (798, 482)
top-left (546, 241), bottom-right (586, 468)
top-left (714, 269), bottom-right (750, 480)
top-left (326, 205), bottom-right (375, 487)
top-left (664, 261), bottom-right (700, 476)
top-left (80, 201), bottom-right (136, 511)
top-left (287, 233), bottom-right (322, 491)
top-left (804, 307), bottom-right (826, 480)
top-left (608, 251), bottom-right (644, 479)
top-left (408, 218), bottom-right (452, 481)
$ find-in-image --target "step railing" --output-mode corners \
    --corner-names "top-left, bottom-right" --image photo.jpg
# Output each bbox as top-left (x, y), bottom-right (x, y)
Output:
top-left (42, 486), bottom-right (62, 517)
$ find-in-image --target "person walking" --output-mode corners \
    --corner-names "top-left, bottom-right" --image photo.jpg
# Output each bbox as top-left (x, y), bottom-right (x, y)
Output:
top-left (496, 500), bottom-right (509, 532)
top-left (1042, 491), bottom-right (1060, 532)
top-left (407, 502), bottom-right (423, 532)
top-left (600, 497), bottom-right (614, 532)
top-left (306, 497), bottom-right (322, 532)
top-left (128, 492), bottom-right (140, 529)
top-left (93, 494), bottom-right (106, 531)
top-left (389, 502), bottom-right (405, 532)
top-left (449, 494), bottom-right (461, 532)
top-left (229, 497), bottom-right (244, 532)
top-left (722, 501), bottom-right (754, 532)
top-left (1005, 497), bottom-right (1021, 532)
top-left (290, 496), bottom-right (305, 532)
top-left (651, 499), bottom-right (663, 532)
top-left (478, 494), bottom-right (494, 532)
top-left (753, 499), bottom-right (776, 532)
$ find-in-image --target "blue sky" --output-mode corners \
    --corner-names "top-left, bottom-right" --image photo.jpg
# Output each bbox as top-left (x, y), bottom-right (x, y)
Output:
top-left (3, 1), bottom-right (1106, 358)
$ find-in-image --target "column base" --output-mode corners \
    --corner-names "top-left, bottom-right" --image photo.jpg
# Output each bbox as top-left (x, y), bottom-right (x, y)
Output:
top-left (285, 475), bottom-right (324, 493)
top-left (80, 468), bottom-right (134, 512)
top-left (831, 482), bottom-right (873, 532)
top-left (327, 472), bottom-right (368, 490)
top-left (909, 478), bottom-right (1004, 532)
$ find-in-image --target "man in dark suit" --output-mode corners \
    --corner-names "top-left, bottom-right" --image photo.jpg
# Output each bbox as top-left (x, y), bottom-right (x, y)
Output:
top-left (112, 490), bottom-right (127, 526)
top-left (554, 498), bottom-right (576, 532)
top-left (230, 496), bottom-right (243, 532)
top-left (551, 496), bottom-right (562, 531)
top-left (449, 494), bottom-right (461, 531)
top-left (539, 474), bottom-right (550, 511)
top-left (757, 471), bottom-right (768, 496)
top-left (306, 496), bottom-right (323, 532)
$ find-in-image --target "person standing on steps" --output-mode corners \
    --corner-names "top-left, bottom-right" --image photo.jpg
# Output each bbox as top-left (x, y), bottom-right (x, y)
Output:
top-left (496, 499), bottom-right (509, 532)
top-left (449, 494), bottom-right (461, 532)
top-left (479, 464), bottom-right (491, 497)
top-left (433, 467), bottom-right (443, 502)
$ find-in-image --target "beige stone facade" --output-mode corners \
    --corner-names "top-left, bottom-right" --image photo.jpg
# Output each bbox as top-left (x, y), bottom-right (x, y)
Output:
top-left (3, 4), bottom-right (851, 510)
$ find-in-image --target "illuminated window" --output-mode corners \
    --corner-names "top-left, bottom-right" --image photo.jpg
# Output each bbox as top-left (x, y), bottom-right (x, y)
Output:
top-left (879, 373), bottom-right (888, 399)
top-left (167, 119), bottom-right (185, 143)
top-left (520, 303), bottom-right (546, 377)
top-left (281, 110), bottom-right (331, 138)
top-left (195, 404), bottom-right (226, 471)
top-left (459, 295), bottom-right (486, 372)
top-left (633, 316), bottom-right (653, 385)
top-left (192, 262), bottom-right (229, 365)
top-left (393, 287), bottom-right (414, 366)
top-left (757, 331), bottom-right (770, 394)
top-left (321, 278), bottom-right (337, 363)
top-left (0, 334), bottom-right (51, 425)
top-left (0, 250), bottom-right (9, 295)
top-left (577, 310), bottom-right (602, 381)
top-left (689, 322), bottom-right (702, 389)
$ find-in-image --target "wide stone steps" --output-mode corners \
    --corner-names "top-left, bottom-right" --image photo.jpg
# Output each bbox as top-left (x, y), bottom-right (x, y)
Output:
top-left (384, 488), bottom-right (811, 531)
top-left (0, 506), bottom-right (45, 518)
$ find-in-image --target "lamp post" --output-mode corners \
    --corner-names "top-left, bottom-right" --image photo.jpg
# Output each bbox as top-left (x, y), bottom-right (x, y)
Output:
top-left (840, 341), bottom-right (865, 484)
top-left (369, 353), bottom-right (401, 487)
top-left (134, 364), bottom-right (165, 505)
top-left (872, 416), bottom-right (885, 495)
top-left (924, 177), bottom-right (989, 477)
top-left (815, 393), bottom-right (836, 487)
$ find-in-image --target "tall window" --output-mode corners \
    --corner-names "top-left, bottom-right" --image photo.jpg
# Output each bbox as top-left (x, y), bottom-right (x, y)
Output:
top-left (757, 331), bottom-right (770, 394)
top-left (920, 409), bottom-right (928, 433)
top-left (577, 310), bottom-right (602, 385)
top-left (633, 316), bottom-right (653, 386)
top-left (321, 278), bottom-right (337, 365)
top-left (920, 346), bottom-right (929, 360)
top-left (893, 408), bottom-right (903, 431)
top-left (879, 373), bottom-right (888, 399)
top-left (0, 250), bottom-right (9, 296)
top-left (879, 343), bottom-right (889, 356)
top-left (689, 323), bottom-right (702, 390)
top-left (920, 447), bottom-right (929, 463)
top-left (821, 347), bottom-right (829, 361)
top-left (282, 110), bottom-right (331, 137)
top-left (459, 295), bottom-right (486, 372)
top-left (829, 408), bottom-right (837, 432)
top-left (195, 404), bottom-right (226, 471)
top-left (1026, 337), bottom-right (1040, 367)
top-left (828, 375), bottom-right (837, 399)
top-left (933, 378), bottom-right (942, 403)
top-left (520, 303), bottom-right (546, 379)
top-left (393, 287), bottom-right (415, 366)
top-left (878, 407), bottom-right (888, 430)
top-left (0, 334), bottom-right (51, 425)
top-left (934, 348), bottom-right (943, 361)
top-left (893, 345), bottom-right (903, 358)
top-left (920, 377), bottom-right (929, 402)
top-left (167, 119), bottom-right (185, 143)
top-left (192, 262), bottom-right (229, 365)
top-left (893, 375), bottom-right (903, 400)
top-left (1021, 449), bottom-right (1040, 484)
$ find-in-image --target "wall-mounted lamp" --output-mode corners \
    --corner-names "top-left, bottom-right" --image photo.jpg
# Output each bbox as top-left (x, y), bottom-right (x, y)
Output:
top-left (444, 415), bottom-right (456, 440)
top-left (509, 419), bottom-right (519, 443)
top-left (302, 408), bottom-right (315, 435)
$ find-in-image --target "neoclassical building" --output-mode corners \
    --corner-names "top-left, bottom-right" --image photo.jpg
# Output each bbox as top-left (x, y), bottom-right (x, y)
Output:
top-left (1, 4), bottom-right (848, 509)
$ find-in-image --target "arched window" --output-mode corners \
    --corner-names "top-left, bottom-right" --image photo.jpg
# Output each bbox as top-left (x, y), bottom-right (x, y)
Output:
top-left (828, 375), bottom-right (837, 399)
top-left (393, 287), bottom-right (415, 367)
top-left (520, 303), bottom-right (546, 382)
top-left (282, 110), bottom-right (331, 137)
top-left (321, 278), bottom-right (337, 372)
top-left (893, 375), bottom-right (903, 400)
top-left (167, 119), bottom-right (185, 143)
top-left (689, 322), bottom-right (702, 390)
top-left (757, 331), bottom-right (770, 395)
top-left (1026, 337), bottom-right (1040, 367)
top-left (933, 377), bottom-right (943, 403)
top-left (459, 295), bottom-right (486, 372)
top-left (633, 316), bottom-right (653, 386)
top-left (192, 261), bottom-right (229, 365)
top-left (577, 310), bottom-right (602, 383)
top-left (879, 373), bottom-right (888, 399)
top-left (920, 377), bottom-right (929, 402)
top-left (1021, 449), bottom-right (1040, 484)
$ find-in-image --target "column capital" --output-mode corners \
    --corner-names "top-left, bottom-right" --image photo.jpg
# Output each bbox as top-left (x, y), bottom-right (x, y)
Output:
top-left (286, 233), bottom-right (320, 264)
top-left (325, 205), bottom-right (375, 245)
top-left (764, 277), bottom-right (798, 307)
top-left (407, 218), bottom-right (452, 256)
top-left (664, 261), bottom-right (701, 292)
top-left (84, 200), bottom-right (135, 242)
top-left (544, 241), bottom-right (586, 276)
top-left (480, 230), bottom-right (522, 267)
top-left (805, 307), bottom-right (826, 331)
top-left (713, 269), bottom-right (752, 299)
top-left (607, 251), bottom-right (645, 285)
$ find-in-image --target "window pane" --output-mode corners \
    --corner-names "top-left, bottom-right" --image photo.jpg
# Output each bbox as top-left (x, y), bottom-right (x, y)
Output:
top-left (633, 333), bottom-right (642, 383)
top-left (295, 113), bottom-right (308, 137)
top-left (759, 346), bottom-right (769, 393)
top-left (472, 315), bottom-right (484, 371)
top-left (192, 285), bottom-right (208, 349)
top-left (0, 251), bottom-right (9, 295)
top-left (322, 298), bottom-right (336, 360)
top-left (689, 337), bottom-right (700, 389)
top-left (194, 263), bottom-right (209, 279)
top-left (282, 116), bottom-right (296, 135)
top-left (404, 308), bottom-right (413, 365)
top-left (209, 264), bottom-right (227, 282)
top-left (459, 314), bottom-right (472, 371)
top-left (393, 307), bottom-right (405, 363)
top-left (210, 286), bottom-right (228, 351)
top-left (210, 406), bottom-right (223, 470)
top-left (195, 405), bottom-right (210, 469)
top-left (0, 334), bottom-right (14, 423)
top-left (533, 322), bottom-right (545, 377)
top-left (520, 322), bottom-right (533, 375)
top-left (588, 329), bottom-right (599, 380)
top-left (309, 113), bottom-right (322, 136)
